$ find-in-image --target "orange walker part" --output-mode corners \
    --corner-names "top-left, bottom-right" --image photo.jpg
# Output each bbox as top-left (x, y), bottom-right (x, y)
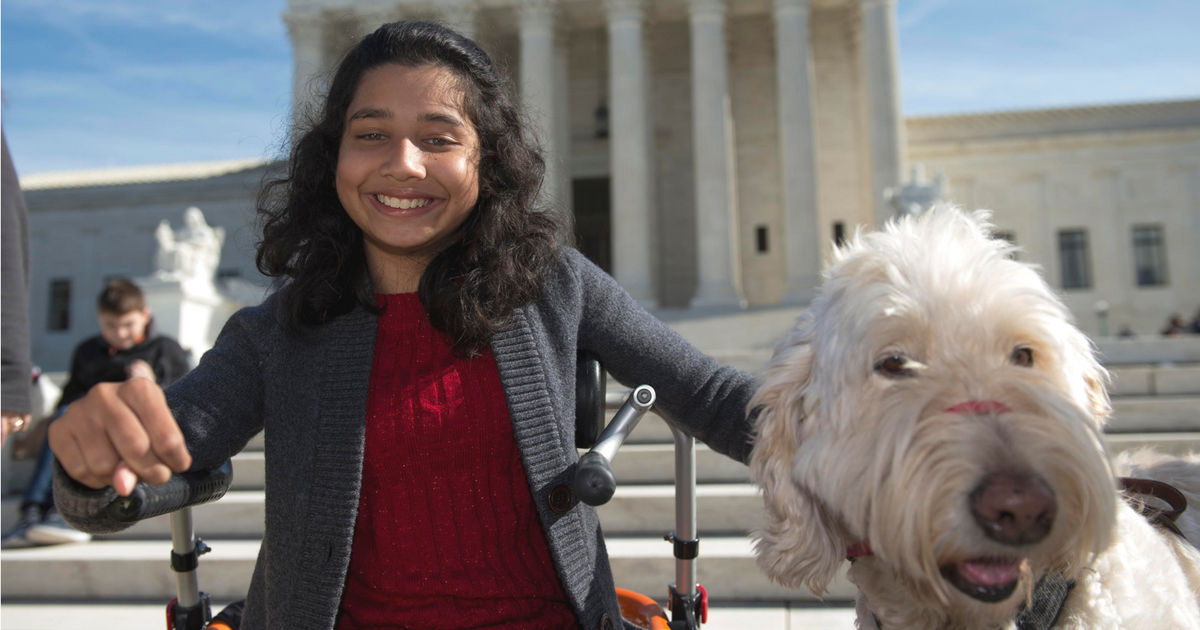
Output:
top-left (616, 588), bottom-right (670, 630)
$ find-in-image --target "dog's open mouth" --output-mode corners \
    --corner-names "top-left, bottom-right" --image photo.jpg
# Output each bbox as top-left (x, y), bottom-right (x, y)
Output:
top-left (940, 559), bottom-right (1021, 603)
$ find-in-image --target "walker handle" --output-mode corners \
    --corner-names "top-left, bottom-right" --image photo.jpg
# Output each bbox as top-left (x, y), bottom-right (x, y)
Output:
top-left (575, 451), bottom-right (618, 506)
top-left (574, 385), bottom-right (656, 506)
top-left (105, 459), bottom-right (234, 523)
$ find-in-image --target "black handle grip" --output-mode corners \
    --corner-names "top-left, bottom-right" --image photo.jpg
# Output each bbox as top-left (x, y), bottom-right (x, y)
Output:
top-left (574, 450), bottom-right (616, 506)
top-left (575, 350), bottom-right (606, 449)
top-left (104, 459), bottom-right (234, 523)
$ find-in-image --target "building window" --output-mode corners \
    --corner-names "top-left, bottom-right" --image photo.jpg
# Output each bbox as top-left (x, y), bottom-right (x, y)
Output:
top-left (755, 226), bottom-right (769, 253)
top-left (47, 278), bottom-right (71, 331)
top-left (1058, 230), bottom-right (1091, 290)
top-left (833, 222), bottom-right (846, 247)
top-left (1132, 225), bottom-right (1167, 286)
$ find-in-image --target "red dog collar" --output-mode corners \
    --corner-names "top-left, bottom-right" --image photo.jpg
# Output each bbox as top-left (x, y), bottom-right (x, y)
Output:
top-left (846, 540), bottom-right (873, 559)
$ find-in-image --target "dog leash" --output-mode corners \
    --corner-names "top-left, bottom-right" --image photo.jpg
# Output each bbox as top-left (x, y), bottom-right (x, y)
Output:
top-left (1118, 476), bottom-right (1188, 537)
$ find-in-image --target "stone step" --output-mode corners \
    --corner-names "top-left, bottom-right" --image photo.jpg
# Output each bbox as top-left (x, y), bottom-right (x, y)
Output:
top-left (1107, 397), bottom-right (1200, 432)
top-left (1103, 432), bottom-right (1200, 457)
top-left (604, 535), bottom-right (856, 602)
top-left (0, 538), bottom-right (260, 601)
top-left (2, 484), bottom-right (768, 540)
top-left (0, 601), bottom-right (859, 630)
top-left (1095, 337), bottom-right (1200, 366)
top-left (230, 451), bottom-right (263, 489)
top-left (0, 536), bottom-right (855, 603)
top-left (1108, 364), bottom-right (1200, 396)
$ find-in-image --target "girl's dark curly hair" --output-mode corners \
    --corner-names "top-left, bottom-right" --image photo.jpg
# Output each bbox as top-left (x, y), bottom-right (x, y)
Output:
top-left (256, 20), bottom-right (567, 355)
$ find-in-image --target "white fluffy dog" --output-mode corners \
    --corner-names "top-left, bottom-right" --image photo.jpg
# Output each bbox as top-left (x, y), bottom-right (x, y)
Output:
top-left (749, 207), bottom-right (1200, 629)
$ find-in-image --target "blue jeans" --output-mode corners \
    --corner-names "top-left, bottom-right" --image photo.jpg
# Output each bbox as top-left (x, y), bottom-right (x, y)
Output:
top-left (21, 406), bottom-right (65, 510)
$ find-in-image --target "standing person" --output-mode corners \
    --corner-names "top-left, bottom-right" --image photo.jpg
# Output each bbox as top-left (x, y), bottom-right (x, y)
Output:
top-left (1, 131), bottom-right (33, 446)
top-left (49, 22), bottom-right (758, 629)
top-left (2, 279), bottom-right (190, 547)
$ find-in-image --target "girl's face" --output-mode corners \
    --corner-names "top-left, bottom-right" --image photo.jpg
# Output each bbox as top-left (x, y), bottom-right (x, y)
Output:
top-left (336, 63), bottom-right (481, 276)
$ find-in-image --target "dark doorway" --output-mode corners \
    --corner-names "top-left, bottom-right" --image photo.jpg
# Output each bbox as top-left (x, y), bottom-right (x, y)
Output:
top-left (572, 178), bottom-right (611, 273)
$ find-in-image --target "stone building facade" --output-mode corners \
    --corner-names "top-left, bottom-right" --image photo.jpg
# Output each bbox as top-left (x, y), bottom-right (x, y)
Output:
top-left (908, 100), bottom-right (1200, 338)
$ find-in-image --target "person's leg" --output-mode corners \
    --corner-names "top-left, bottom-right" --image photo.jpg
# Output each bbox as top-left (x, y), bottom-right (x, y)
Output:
top-left (20, 433), bottom-right (55, 510)
top-left (1, 435), bottom-right (53, 548)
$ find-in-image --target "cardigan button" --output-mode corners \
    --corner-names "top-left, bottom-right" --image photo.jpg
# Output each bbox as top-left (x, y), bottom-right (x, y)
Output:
top-left (599, 614), bottom-right (615, 630)
top-left (548, 484), bottom-right (573, 513)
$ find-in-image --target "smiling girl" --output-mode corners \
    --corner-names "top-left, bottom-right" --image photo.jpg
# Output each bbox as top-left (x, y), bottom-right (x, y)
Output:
top-left (50, 21), bottom-right (758, 630)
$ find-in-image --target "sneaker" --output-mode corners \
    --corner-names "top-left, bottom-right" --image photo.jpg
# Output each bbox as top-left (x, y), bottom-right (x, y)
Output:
top-left (25, 508), bottom-right (92, 545)
top-left (1, 504), bottom-right (45, 549)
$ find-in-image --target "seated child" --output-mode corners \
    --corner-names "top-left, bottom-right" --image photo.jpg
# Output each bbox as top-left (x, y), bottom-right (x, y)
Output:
top-left (1, 278), bottom-right (190, 547)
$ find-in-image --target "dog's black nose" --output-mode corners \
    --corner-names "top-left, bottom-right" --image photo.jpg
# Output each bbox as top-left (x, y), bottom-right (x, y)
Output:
top-left (971, 473), bottom-right (1056, 546)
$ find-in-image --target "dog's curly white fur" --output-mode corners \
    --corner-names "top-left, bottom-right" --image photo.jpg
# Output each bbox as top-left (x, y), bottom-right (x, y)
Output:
top-left (749, 206), bottom-right (1200, 629)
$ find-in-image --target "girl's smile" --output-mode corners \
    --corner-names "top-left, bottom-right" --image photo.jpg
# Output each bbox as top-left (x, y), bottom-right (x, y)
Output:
top-left (336, 63), bottom-right (481, 293)
top-left (371, 193), bottom-right (438, 211)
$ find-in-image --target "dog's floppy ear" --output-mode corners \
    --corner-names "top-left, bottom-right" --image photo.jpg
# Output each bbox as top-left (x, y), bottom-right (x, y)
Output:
top-left (1063, 330), bottom-right (1111, 424)
top-left (1082, 365), bottom-right (1111, 423)
top-left (749, 314), bottom-right (847, 595)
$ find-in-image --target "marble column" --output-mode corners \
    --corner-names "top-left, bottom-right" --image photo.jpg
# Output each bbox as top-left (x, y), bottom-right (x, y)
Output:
top-left (859, 0), bottom-right (906, 226)
top-left (284, 11), bottom-right (327, 122)
top-left (773, 0), bottom-right (821, 304)
top-left (441, 0), bottom-right (478, 41)
top-left (553, 29), bottom-right (574, 223)
top-left (605, 0), bottom-right (656, 305)
top-left (519, 0), bottom-right (564, 211)
top-left (688, 0), bottom-right (743, 308)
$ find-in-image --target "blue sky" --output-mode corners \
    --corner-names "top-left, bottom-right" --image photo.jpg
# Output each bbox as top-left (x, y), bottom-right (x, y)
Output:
top-left (2, 0), bottom-right (1199, 175)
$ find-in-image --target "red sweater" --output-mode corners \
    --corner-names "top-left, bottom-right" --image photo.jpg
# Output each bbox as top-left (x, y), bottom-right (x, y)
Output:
top-left (336, 294), bottom-right (575, 629)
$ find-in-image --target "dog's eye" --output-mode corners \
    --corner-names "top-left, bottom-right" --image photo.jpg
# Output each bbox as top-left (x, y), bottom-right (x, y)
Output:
top-left (1011, 346), bottom-right (1034, 367)
top-left (875, 354), bottom-right (915, 379)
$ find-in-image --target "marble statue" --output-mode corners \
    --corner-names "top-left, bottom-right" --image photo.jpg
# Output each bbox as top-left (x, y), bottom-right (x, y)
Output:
top-left (886, 164), bottom-right (947, 217)
top-left (154, 207), bottom-right (225, 293)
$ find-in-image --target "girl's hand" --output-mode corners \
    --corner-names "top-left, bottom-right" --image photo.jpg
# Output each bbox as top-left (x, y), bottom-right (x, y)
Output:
top-left (48, 378), bottom-right (192, 496)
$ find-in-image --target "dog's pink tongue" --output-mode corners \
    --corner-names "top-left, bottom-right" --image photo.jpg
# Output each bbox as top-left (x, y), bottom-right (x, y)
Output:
top-left (958, 560), bottom-right (1019, 586)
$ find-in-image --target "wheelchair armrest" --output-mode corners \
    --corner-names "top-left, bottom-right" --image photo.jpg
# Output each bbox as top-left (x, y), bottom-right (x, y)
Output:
top-left (576, 349), bottom-right (606, 449)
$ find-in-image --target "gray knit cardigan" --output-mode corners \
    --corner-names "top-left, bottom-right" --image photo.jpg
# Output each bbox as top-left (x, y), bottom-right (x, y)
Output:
top-left (55, 248), bottom-right (757, 630)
